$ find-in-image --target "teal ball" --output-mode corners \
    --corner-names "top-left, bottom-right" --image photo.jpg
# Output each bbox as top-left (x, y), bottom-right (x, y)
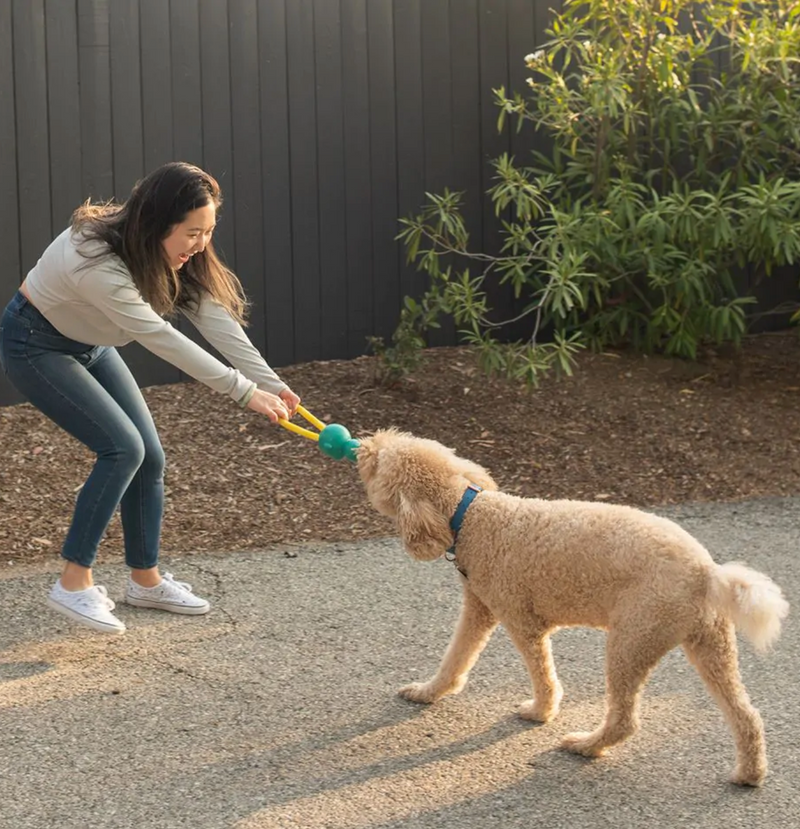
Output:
top-left (318, 423), bottom-right (352, 460)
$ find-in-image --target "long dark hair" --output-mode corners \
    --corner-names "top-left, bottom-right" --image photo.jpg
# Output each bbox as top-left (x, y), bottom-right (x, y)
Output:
top-left (71, 162), bottom-right (247, 322)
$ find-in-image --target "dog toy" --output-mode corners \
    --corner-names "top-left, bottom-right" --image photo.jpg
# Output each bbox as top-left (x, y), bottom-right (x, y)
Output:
top-left (278, 405), bottom-right (360, 462)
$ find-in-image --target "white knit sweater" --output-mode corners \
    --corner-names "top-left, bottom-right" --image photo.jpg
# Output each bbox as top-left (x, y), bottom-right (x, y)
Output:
top-left (23, 228), bottom-right (286, 402)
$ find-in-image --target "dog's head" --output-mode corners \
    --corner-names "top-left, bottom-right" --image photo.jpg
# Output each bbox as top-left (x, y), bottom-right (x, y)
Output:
top-left (356, 428), bottom-right (498, 561)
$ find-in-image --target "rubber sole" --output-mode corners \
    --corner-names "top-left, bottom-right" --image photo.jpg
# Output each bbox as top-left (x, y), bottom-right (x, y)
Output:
top-left (125, 596), bottom-right (211, 615)
top-left (46, 597), bottom-right (126, 634)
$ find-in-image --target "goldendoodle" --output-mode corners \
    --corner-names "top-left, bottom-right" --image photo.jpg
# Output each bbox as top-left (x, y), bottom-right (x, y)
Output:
top-left (356, 428), bottom-right (789, 786)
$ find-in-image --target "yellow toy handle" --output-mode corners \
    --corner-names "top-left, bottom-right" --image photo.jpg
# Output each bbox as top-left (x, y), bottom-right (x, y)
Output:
top-left (278, 404), bottom-right (326, 441)
top-left (278, 404), bottom-right (359, 462)
top-left (296, 405), bottom-right (325, 430)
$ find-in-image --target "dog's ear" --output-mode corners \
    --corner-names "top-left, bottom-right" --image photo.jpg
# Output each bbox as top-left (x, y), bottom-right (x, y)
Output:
top-left (462, 464), bottom-right (498, 492)
top-left (453, 457), bottom-right (498, 492)
top-left (397, 493), bottom-right (452, 561)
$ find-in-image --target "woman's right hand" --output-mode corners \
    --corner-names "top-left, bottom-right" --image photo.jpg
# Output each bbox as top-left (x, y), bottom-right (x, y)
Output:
top-left (246, 389), bottom-right (290, 423)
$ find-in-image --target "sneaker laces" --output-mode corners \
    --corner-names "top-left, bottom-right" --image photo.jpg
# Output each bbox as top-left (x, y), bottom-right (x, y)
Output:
top-left (73, 585), bottom-right (116, 612)
top-left (162, 573), bottom-right (193, 593)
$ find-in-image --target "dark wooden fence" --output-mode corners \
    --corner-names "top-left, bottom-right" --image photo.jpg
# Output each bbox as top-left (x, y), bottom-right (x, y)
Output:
top-left (0, 0), bottom-right (554, 406)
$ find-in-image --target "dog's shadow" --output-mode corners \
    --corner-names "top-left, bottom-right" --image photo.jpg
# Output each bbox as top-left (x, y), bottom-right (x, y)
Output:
top-left (254, 694), bottom-right (538, 794)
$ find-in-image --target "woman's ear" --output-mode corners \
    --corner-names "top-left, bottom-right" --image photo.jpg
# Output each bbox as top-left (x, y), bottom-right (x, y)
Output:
top-left (396, 493), bottom-right (452, 561)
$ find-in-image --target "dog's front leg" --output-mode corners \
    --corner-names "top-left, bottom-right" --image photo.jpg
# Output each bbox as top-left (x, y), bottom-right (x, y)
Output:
top-left (399, 586), bottom-right (497, 704)
top-left (504, 624), bottom-right (563, 723)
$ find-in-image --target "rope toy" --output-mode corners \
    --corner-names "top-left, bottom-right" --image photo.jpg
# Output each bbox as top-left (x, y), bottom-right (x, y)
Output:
top-left (277, 405), bottom-right (360, 462)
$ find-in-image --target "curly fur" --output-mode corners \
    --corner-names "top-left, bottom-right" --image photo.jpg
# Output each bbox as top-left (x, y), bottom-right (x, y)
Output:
top-left (357, 428), bottom-right (790, 787)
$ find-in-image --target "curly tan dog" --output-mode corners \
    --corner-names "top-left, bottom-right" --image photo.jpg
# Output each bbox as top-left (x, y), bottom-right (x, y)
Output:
top-left (357, 429), bottom-right (789, 786)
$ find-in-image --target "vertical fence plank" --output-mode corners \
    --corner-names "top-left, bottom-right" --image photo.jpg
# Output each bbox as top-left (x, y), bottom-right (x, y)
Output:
top-left (419, 0), bottom-right (455, 347)
top-left (421, 0), bottom-right (452, 195)
top-left (367, 0), bottom-right (400, 343)
top-left (499, 0), bottom-right (538, 341)
top-left (508, 0), bottom-right (536, 162)
top-left (229, 0), bottom-right (267, 358)
top-left (478, 0), bottom-right (511, 257)
top-left (258, 0), bottom-right (294, 369)
top-left (45, 0), bottom-right (82, 233)
top-left (140, 0), bottom-right (173, 171)
top-left (171, 0), bottom-right (203, 167)
top-left (109, 0), bottom-right (144, 195)
top-left (108, 0), bottom-right (143, 383)
top-left (13, 0), bottom-right (52, 275)
top-left (393, 0), bottom-right (424, 304)
top-left (533, 0), bottom-right (555, 49)
top-left (450, 0), bottom-right (486, 275)
top-left (168, 0), bottom-right (208, 358)
top-left (0, 1), bottom-right (20, 293)
top-left (0, 0), bottom-right (22, 405)
top-left (201, 0), bottom-right (236, 275)
top-left (78, 0), bottom-right (113, 200)
top-left (132, 0), bottom-right (180, 386)
top-left (314, 0), bottom-right (349, 360)
top-left (531, 0), bottom-right (557, 169)
top-left (477, 0), bottom-right (516, 344)
top-left (286, 0), bottom-right (321, 363)
top-left (449, 0), bottom-right (483, 338)
top-left (450, 0), bottom-right (482, 243)
top-left (341, 0), bottom-right (373, 357)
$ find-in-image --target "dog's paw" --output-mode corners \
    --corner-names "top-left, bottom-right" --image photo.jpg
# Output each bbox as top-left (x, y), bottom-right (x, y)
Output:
top-left (518, 699), bottom-right (559, 723)
top-left (560, 731), bottom-right (608, 758)
top-left (398, 682), bottom-right (440, 704)
top-left (730, 762), bottom-right (767, 788)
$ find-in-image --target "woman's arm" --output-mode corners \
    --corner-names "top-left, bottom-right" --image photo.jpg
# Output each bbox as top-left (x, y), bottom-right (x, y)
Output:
top-left (180, 294), bottom-right (288, 396)
top-left (74, 264), bottom-right (254, 403)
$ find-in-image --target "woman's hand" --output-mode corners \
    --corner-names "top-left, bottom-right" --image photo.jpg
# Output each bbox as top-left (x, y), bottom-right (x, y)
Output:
top-left (279, 387), bottom-right (301, 418)
top-left (246, 389), bottom-right (290, 423)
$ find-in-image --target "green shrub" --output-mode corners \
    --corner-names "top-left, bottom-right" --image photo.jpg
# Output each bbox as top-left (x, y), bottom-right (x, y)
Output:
top-left (392, 0), bottom-right (800, 385)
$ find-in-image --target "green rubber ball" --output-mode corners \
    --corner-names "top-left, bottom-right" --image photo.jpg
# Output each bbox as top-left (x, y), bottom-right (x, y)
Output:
top-left (318, 423), bottom-right (352, 461)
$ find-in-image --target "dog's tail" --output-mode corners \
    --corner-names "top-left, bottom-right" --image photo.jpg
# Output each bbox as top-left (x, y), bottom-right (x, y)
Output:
top-left (710, 562), bottom-right (789, 652)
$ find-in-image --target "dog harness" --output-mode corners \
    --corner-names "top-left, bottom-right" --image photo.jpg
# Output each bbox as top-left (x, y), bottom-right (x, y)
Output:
top-left (445, 483), bottom-right (483, 577)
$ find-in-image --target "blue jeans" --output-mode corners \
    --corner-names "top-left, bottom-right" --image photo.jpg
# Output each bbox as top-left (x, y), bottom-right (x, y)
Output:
top-left (0, 291), bottom-right (165, 570)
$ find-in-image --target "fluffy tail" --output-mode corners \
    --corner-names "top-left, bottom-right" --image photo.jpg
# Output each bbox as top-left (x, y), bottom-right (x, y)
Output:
top-left (710, 562), bottom-right (789, 652)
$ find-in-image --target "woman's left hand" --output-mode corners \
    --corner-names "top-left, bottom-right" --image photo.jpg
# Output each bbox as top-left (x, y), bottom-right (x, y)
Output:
top-left (279, 387), bottom-right (301, 418)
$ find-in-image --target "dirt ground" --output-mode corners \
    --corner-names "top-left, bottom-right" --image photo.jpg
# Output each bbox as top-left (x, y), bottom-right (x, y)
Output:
top-left (2, 333), bottom-right (800, 567)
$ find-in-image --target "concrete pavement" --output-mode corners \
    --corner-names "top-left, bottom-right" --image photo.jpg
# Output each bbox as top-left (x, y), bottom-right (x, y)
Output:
top-left (0, 497), bottom-right (797, 828)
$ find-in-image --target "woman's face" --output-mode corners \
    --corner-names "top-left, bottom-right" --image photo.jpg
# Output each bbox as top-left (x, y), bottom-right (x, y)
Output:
top-left (161, 203), bottom-right (217, 269)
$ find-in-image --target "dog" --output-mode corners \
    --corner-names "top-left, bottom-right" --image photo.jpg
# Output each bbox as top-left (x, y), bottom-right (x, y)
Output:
top-left (356, 428), bottom-right (789, 786)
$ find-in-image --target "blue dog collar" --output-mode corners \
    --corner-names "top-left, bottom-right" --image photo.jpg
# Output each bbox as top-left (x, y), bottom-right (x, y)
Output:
top-left (446, 483), bottom-right (483, 559)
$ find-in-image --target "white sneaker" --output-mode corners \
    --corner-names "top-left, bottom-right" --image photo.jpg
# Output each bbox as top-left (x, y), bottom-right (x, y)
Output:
top-left (125, 572), bottom-right (210, 615)
top-left (47, 581), bottom-right (126, 634)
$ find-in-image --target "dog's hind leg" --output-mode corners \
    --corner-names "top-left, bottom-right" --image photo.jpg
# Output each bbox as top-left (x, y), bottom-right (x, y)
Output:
top-left (561, 618), bottom-right (680, 758)
top-left (504, 625), bottom-right (563, 723)
top-left (682, 615), bottom-right (767, 787)
top-left (399, 587), bottom-right (498, 704)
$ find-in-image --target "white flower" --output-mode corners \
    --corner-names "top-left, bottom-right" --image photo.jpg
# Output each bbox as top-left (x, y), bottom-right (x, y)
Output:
top-left (525, 50), bottom-right (545, 66)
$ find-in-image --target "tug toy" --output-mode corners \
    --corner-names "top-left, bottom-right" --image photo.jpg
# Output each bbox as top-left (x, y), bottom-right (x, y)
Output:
top-left (278, 405), bottom-right (360, 462)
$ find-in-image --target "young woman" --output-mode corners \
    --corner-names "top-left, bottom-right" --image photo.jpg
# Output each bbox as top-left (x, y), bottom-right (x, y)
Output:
top-left (0, 162), bottom-right (300, 635)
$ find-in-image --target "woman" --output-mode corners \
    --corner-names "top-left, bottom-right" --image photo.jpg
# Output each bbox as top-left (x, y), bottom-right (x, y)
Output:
top-left (0, 162), bottom-right (300, 635)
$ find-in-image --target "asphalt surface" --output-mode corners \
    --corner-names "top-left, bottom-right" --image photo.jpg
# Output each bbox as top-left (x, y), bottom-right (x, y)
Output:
top-left (0, 497), bottom-right (797, 829)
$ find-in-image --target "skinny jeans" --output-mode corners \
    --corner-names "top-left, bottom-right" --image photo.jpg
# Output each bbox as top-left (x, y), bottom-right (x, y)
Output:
top-left (0, 290), bottom-right (164, 569)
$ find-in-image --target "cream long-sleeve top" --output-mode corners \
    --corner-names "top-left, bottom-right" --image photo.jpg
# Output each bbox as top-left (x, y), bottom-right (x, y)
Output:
top-left (23, 228), bottom-right (286, 403)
